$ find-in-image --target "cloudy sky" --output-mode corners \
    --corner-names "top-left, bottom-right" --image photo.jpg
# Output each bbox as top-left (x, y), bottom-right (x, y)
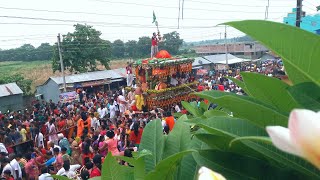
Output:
top-left (0, 0), bottom-right (318, 49)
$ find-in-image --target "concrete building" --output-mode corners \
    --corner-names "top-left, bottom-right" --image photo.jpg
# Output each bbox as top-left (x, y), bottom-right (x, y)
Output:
top-left (193, 42), bottom-right (268, 59)
top-left (283, 8), bottom-right (320, 34)
top-left (36, 68), bottom-right (128, 103)
top-left (0, 83), bottom-right (23, 112)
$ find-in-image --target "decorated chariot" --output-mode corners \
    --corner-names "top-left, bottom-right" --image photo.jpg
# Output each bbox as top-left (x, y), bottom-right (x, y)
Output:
top-left (132, 50), bottom-right (198, 111)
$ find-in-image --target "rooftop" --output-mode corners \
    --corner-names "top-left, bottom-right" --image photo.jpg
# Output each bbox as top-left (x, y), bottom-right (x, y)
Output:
top-left (0, 83), bottom-right (23, 97)
top-left (49, 68), bottom-right (125, 85)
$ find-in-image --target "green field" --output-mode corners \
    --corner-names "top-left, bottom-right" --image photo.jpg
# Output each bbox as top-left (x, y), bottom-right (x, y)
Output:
top-left (0, 60), bottom-right (127, 93)
top-left (0, 61), bottom-right (51, 76)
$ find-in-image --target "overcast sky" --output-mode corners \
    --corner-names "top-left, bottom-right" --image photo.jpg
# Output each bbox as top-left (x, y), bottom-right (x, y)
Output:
top-left (0, 0), bottom-right (318, 49)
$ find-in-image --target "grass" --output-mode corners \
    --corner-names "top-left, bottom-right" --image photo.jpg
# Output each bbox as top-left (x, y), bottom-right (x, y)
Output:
top-left (0, 59), bottom-right (128, 93)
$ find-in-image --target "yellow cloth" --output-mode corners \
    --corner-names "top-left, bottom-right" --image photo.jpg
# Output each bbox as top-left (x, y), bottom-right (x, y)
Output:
top-left (20, 128), bottom-right (27, 142)
top-left (135, 94), bottom-right (144, 111)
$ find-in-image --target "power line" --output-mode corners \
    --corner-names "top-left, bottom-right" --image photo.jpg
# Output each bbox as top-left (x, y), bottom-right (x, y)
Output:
top-left (0, 16), bottom-right (230, 29)
top-left (186, 0), bottom-right (289, 7)
top-left (0, 6), bottom-right (261, 21)
top-left (304, 0), bottom-right (317, 7)
top-left (91, 0), bottom-right (286, 13)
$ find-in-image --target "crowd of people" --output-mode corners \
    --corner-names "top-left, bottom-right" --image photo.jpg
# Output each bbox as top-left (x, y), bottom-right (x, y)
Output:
top-left (0, 85), bottom-right (185, 180)
top-left (0, 58), bottom-right (284, 180)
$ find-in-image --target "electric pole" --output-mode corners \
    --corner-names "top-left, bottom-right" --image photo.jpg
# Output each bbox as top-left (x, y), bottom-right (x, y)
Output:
top-left (296, 0), bottom-right (303, 27)
top-left (224, 25), bottom-right (228, 68)
top-left (265, 0), bottom-right (270, 20)
top-left (57, 33), bottom-right (67, 92)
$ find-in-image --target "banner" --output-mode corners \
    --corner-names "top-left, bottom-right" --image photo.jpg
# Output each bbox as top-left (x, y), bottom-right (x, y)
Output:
top-left (197, 69), bottom-right (208, 76)
top-left (216, 64), bottom-right (227, 71)
top-left (59, 91), bottom-right (77, 103)
top-left (152, 68), bottom-right (168, 76)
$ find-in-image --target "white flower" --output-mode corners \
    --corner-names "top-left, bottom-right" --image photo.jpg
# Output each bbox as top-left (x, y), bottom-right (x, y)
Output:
top-left (266, 109), bottom-right (320, 169)
top-left (198, 167), bottom-right (226, 180)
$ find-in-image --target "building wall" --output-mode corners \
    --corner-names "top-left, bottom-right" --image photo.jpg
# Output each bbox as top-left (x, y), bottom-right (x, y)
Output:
top-left (36, 79), bottom-right (60, 103)
top-left (0, 95), bottom-right (23, 112)
top-left (283, 9), bottom-right (320, 34)
top-left (193, 42), bottom-right (268, 59)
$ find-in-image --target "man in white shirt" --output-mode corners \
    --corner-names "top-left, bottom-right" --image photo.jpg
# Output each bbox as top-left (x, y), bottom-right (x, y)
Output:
top-left (9, 154), bottom-right (22, 180)
top-left (174, 104), bottom-right (181, 113)
top-left (97, 105), bottom-right (108, 119)
top-left (109, 100), bottom-right (116, 119)
top-left (1, 158), bottom-right (13, 178)
top-left (48, 141), bottom-right (61, 154)
top-left (35, 128), bottom-right (44, 149)
top-left (0, 143), bottom-right (8, 154)
top-left (170, 76), bottom-right (179, 86)
top-left (39, 167), bottom-right (53, 180)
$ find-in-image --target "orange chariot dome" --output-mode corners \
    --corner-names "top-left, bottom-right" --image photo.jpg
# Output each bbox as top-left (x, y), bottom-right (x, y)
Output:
top-left (155, 50), bottom-right (172, 59)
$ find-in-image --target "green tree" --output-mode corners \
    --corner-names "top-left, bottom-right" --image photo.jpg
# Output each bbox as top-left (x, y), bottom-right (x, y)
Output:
top-left (0, 74), bottom-right (32, 95)
top-left (35, 43), bottom-right (54, 60)
top-left (125, 40), bottom-right (138, 58)
top-left (137, 36), bottom-right (151, 57)
top-left (112, 39), bottom-right (125, 58)
top-left (52, 24), bottom-right (112, 73)
top-left (160, 31), bottom-right (183, 55)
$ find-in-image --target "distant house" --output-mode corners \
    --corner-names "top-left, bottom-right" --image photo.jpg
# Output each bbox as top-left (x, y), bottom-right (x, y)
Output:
top-left (192, 57), bottom-right (213, 70)
top-left (0, 83), bottom-right (23, 112)
top-left (36, 68), bottom-right (128, 103)
top-left (283, 8), bottom-right (320, 34)
top-left (193, 42), bottom-right (268, 59)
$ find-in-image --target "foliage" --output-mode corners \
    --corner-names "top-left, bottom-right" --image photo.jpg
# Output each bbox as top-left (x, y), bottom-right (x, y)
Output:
top-left (52, 24), bottom-right (112, 73)
top-left (53, 20), bottom-right (320, 180)
top-left (0, 74), bottom-right (32, 95)
top-left (112, 39), bottom-right (125, 58)
top-left (125, 40), bottom-right (139, 58)
top-left (183, 20), bottom-right (320, 179)
top-left (159, 31), bottom-right (183, 55)
top-left (0, 43), bottom-right (54, 61)
top-left (136, 36), bottom-right (151, 58)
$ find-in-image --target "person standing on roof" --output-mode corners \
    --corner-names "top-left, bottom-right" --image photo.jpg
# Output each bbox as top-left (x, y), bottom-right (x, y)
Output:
top-left (151, 32), bottom-right (160, 58)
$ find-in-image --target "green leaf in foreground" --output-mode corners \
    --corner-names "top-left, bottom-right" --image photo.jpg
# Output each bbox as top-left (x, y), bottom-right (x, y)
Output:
top-left (51, 175), bottom-right (71, 180)
top-left (288, 82), bottom-right (320, 111)
top-left (225, 20), bottom-right (320, 86)
top-left (182, 101), bottom-right (201, 116)
top-left (195, 149), bottom-right (306, 180)
top-left (163, 117), bottom-right (191, 158)
top-left (102, 152), bottom-right (134, 180)
top-left (196, 91), bottom-right (288, 128)
top-left (139, 120), bottom-right (165, 173)
top-left (241, 72), bottom-right (299, 112)
top-left (145, 150), bottom-right (196, 180)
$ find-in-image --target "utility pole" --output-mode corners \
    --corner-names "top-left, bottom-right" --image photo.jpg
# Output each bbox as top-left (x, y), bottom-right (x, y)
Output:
top-left (57, 33), bottom-right (66, 92)
top-left (224, 25), bottom-right (228, 68)
top-left (296, 0), bottom-right (303, 27)
top-left (265, 0), bottom-right (270, 20)
top-left (220, 32), bottom-right (222, 40)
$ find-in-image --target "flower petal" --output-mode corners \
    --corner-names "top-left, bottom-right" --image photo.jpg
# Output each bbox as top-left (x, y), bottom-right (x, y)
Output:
top-left (198, 167), bottom-right (226, 180)
top-left (266, 126), bottom-right (301, 156)
top-left (288, 109), bottom-right (320, 169)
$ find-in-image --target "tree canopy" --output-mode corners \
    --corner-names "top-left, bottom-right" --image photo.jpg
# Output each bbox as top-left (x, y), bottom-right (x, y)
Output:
top-left (160, 31), bottom-right (183, 55)
top-left (0, 43), bottom-right (53, 61)
top-left (52, 24), bottom-right (112, 73)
